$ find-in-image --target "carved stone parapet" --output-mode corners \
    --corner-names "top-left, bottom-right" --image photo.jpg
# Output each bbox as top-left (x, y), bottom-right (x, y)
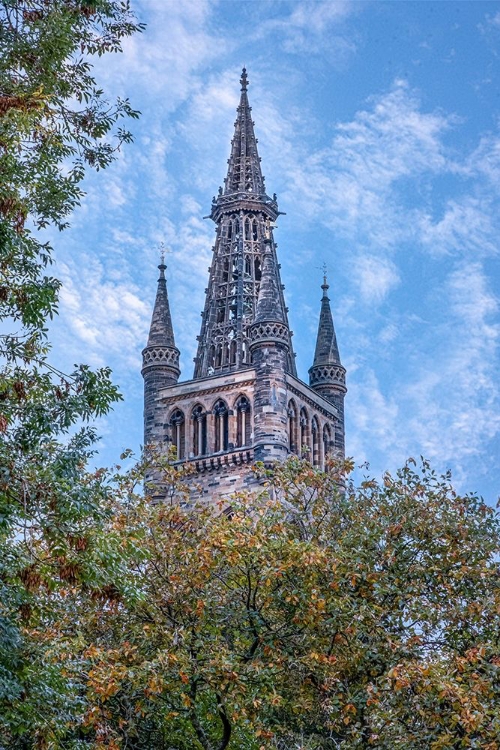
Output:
top-left (248, 320), bottom-right (290, 347)
top-left (142, 345), bottom-right (180, 373)
top-left (308, 364), bottom-right (346, 390)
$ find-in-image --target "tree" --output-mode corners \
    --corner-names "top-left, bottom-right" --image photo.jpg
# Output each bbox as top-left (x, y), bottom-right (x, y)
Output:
top-left (66, 457), bottom-right (500, 749)
top-left (0, 1), bottom-right (143, 745)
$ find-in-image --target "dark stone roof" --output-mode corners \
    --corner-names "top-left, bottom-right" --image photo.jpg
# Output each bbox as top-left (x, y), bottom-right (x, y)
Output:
top-left (312, 280), bottom-right (342, 366)
top-left (146, 263), bottom-right (177, 348)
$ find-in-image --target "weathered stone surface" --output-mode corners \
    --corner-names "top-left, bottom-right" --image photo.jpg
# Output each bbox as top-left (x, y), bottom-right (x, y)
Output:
top-left (141, 70), bottom-right (346, 502)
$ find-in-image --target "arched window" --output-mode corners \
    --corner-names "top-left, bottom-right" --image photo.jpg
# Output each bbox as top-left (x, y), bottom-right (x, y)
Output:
top-left (227, 222), bottom-right (232, 240)
top-left (299, 408), bottom-right (309, 458)
top-left (241, 339), bottom-right (248, 364)
top-left (236, 396), bottom-right (251, 447)
top-left (245, 255), bottom-right (251, 276)
top-left (244, 218), bottom-right (251, 240)
top-left (288, 400), bottom-right (297, 454)
top-left (311, 416), bottom-right (320, 466)
top-left (215, 346), bottom-right (222, 368)
top-left (208, 345), bottom-right (215, 369)
top-left (170, 409), bottom-right (185, 460)
top-left (192, 405), bottom-right (207, 457)
top-left (252, 219), bottom-right (258, 241)
top-left (229, 339), bottom-right (237, 365)
top-left (254, 257), bottom-right (261, 281)
top-left (323, 424), bottom-right (332, 467)
top-left (214, 400), bottom-right (229, 452)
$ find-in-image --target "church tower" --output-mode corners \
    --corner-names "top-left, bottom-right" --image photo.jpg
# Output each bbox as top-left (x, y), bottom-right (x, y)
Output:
top-left (142, 69), bottom-right (346, 499)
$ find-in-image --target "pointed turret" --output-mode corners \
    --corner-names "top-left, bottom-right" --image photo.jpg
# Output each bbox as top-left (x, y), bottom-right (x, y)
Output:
top-left (142, 260), bottom-right (180, 448)
top-left (193, 69), bottom-right (296, 379)
top-left (309, 276), bottom-right (346, 455)
top-left (312, 276), bottom-right (341, 367)
top-left (249, 239), bottom-right (292, 465)
top-left (253, 230), bottom-right (286, 325)
top-left (145, 261), bottom-right (178, 350)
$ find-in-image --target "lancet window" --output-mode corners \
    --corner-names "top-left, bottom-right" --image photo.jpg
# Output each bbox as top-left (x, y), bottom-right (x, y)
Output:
top-left (192, 405), bottom-right (207, 457)
top-left (214, 399), bottom-right (229, 452)
top-left (236, 396), bottom-right (251, 447)
top-left (288, 400), bottom-right (298, 454)
top-left (170, 409), bottom-right (185, 460)
top-left (323, 424), bottom-right (332, 466)
top-left (311, 416), bottom-right (320, 467)
top-left (299, 408), bottom-right (309, 458)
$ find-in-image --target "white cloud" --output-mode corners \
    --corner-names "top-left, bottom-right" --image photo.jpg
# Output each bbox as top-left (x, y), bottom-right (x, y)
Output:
top-left (255, 0), bottom-right (359, 58)
top-left (356, 255), bottom-right (400, 304)
top-left (57, 256), bottom-right (150, 370)
top-left (282, 80), bottom-right (455, 249)
top-left (405, 262), bottom-right (500, 465)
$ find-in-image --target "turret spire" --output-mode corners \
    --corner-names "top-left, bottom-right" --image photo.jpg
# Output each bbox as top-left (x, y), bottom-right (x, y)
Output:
top-left (309, 275), bottom-right (346, 455)
top-left (312, 274), bottom-right (341, 367)
top-left (146, 259), bottom-right (177, 349)
top-left (142, 258), bottom-right (180, 448)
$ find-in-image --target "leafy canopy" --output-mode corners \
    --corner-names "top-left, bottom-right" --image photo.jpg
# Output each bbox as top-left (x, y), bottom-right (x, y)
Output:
top-left (61, 457), bottom-right (500, 750)
top-left (0, 1), bottom-right (143, 745)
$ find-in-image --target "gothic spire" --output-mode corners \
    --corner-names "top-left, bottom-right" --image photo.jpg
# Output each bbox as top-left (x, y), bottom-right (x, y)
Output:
top-left (312, 275), bottom-right (341, 367)
top-left (193, 69), bottom-right (295, 379)
top-left (146, 260), bottom-right (177, 349)
top-left (223, 67), bottom-right (265, 196)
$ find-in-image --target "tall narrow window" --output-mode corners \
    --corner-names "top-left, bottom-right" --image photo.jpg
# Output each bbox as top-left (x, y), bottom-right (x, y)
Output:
top-left (245, 255), bottom-right (251, 276)
top-left (252, 219), bottom-right (258, 241)
top-left (170, 409), bottom-right (185, 460)
top-left (323, 424), bottom-right (332, 467)
top-left (255, 257), bottom-right (261, 281)
top-left (288, 401), bottom-right (297, 454)
top-left (192, 405), bottom-right (207, 457)
top-left (214, 400), bottom-right (229, 452)
top-left (229, 339), bottom-right (237, 365)
top-left (236, 396), bottom-right (251, 447)
top-left (311, 417), bottom-right (320, 466)
top-left (244, 218), bottom-right (250, 240)
top-left (299, 408), bottom-right (309, 458)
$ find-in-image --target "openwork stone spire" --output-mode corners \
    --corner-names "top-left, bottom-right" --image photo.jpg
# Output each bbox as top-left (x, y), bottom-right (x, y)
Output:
top-left (224, 67), bottom-right (266, 196)
top-left (193, 69), bottom-right (296, 379)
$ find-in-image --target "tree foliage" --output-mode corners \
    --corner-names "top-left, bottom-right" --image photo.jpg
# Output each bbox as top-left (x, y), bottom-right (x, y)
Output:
top-left (0, 1), bottom-right (143, 745)
top-left (53, 457), bottom-right (500, 749)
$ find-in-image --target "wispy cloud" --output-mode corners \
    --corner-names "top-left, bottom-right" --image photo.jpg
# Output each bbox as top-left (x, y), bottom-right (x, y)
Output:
top-left (255, 0), bottom-right (359, 59)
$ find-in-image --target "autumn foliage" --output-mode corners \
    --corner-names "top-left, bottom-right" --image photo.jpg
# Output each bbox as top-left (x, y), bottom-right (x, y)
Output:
top-left (34, 456), bottom-right (500, 750)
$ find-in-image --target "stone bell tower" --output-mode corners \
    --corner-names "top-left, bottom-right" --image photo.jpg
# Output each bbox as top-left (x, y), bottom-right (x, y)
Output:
top-left (142, 69), bottom-right (346, 499)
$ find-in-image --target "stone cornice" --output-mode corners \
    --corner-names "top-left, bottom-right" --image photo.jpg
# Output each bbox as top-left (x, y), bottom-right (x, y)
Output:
top-left (286, 374), bottom-right (339, 420)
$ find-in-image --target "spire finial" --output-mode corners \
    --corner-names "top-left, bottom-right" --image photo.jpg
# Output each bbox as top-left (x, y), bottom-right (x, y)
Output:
top-left (317, 262), bottom-right (329, 296)
top-left (240, 67), bottom-right (248, 92)
top-left (158, 242), bottom-right (169, 279)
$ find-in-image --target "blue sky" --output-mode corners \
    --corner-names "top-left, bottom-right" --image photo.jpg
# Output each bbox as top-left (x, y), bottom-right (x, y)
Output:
top-left (49, 0), bottom-right (500, 503)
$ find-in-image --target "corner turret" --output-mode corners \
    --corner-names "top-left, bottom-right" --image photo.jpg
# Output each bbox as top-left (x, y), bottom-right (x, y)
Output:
top-left (249, 234), bottom-right (291, 465)
top-left (142, 259), bottom-right (180, 448)
top-left (308, 275), bottom-right (346, 455)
